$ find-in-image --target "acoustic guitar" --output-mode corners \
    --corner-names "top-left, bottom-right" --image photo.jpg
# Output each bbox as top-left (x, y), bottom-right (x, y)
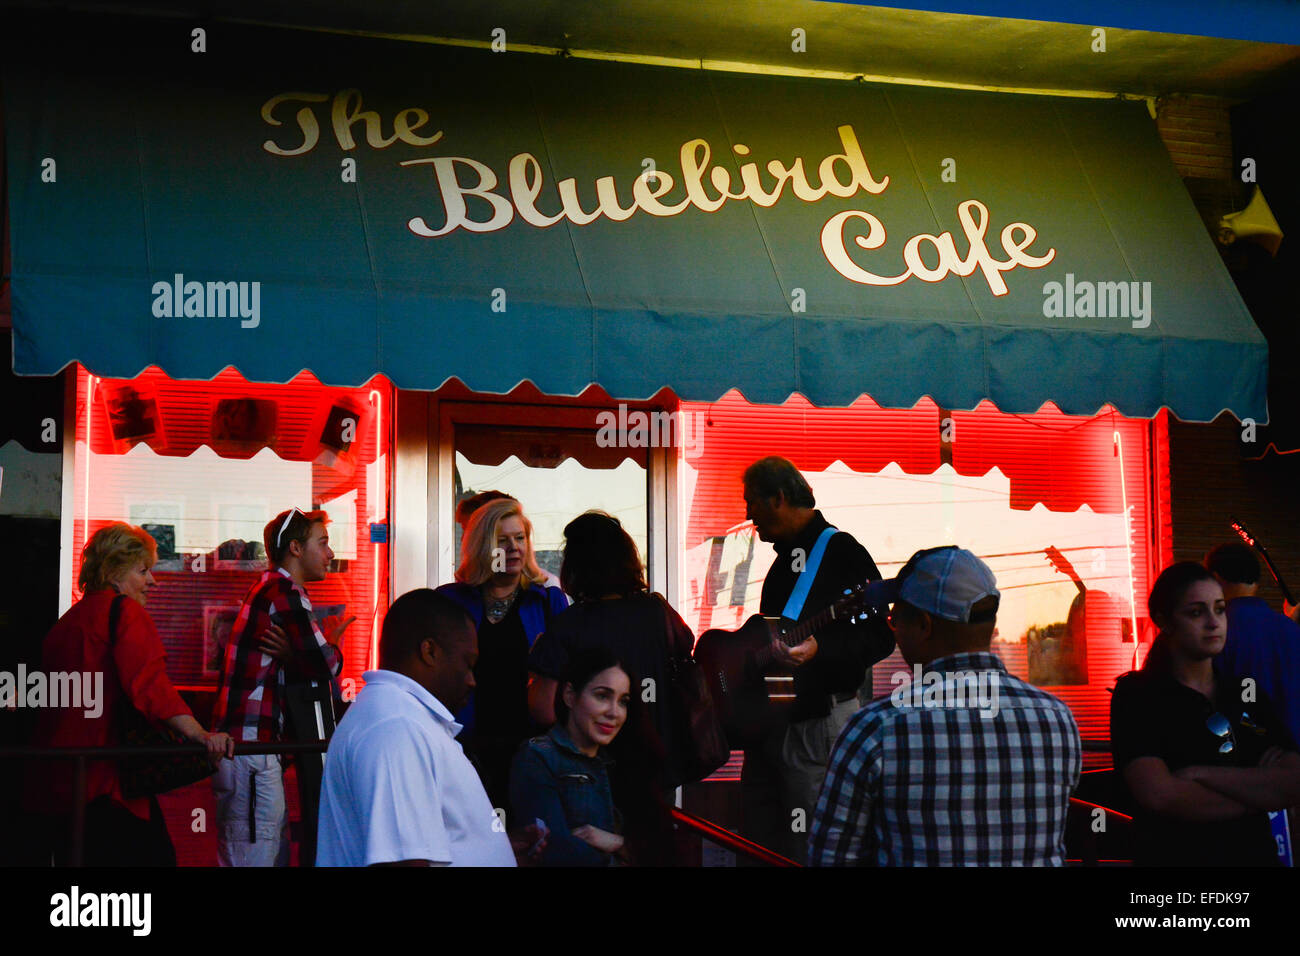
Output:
top-left (693, 580), bottom-right (890, 748)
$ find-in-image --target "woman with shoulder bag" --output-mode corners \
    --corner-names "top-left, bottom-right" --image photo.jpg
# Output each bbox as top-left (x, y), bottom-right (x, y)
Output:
top-left (27, 523), bottom-right (233, 866)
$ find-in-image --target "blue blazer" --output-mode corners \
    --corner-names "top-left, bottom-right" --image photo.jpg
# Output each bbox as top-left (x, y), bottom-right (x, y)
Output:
top-left (434, 580), bottom-right (569, 735)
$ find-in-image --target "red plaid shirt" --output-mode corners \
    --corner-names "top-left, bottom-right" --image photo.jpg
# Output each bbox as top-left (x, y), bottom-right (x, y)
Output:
top-left (211, 568), bottom-right (343, 743)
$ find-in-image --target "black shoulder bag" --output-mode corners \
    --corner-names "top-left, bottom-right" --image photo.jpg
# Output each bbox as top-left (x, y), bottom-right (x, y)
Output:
top-left (657, 594), bottom-right (730, 785)
top-left (109, 594), bottom-right (216, 798)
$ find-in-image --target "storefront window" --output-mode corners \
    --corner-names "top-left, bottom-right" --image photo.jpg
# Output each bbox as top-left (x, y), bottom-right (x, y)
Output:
top-left (68, 367), bottom-right (391, 687)
top-left (680, 392), bottom-right (1167, 750)
top-left (453, 423), bottom-right (649, 577)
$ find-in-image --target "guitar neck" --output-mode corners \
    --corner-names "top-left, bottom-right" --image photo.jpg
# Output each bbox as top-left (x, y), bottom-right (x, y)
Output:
top-left (1232, 517), bottom-right (1296, 605)
top-left (780, 602), bottom-right (844, 646)
top-left (1256, 543), bottom-right (1295, 606)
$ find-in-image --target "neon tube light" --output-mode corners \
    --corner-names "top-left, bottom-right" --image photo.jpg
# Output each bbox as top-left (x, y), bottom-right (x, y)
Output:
top-left (369, 388), bottom-right (382, 673)
top-left (83, 371), bottom-right (96, 572)
top-left (1115, 431), bottom-right (1140, 670)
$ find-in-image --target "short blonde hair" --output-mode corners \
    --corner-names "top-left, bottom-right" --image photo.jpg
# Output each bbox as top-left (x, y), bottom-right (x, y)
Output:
top-left (79, 522), bottom-right (158, 593)
top-left (455, 497), bottom-right (546, 588)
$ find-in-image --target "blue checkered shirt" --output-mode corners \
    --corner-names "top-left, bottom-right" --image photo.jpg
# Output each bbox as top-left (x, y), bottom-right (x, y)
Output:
top-left (808, 651), bottom-right (1081, 866)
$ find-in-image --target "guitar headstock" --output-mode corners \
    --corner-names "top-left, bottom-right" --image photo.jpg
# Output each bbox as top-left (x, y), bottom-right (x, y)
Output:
top-left (834, 580), bottom-right (889, 623)
top-left (1230, 515), bottom-right (1256, 548)
top-left (1043, 545), bottom-right (1079, 582)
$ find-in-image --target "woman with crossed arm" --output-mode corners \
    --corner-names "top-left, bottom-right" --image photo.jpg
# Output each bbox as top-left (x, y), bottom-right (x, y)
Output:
top-left (1110, 561), bottom-right (1300, 866)
top-left (510, 649), bottom-right (634, 866)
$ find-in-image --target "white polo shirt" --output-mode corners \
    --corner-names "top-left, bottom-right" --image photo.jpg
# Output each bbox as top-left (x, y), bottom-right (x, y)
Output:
top-left (316, 669), bottom-right (515, 867)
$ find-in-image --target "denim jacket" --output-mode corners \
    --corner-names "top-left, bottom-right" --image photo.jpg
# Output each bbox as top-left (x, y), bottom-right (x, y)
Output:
top-left (509, 725), bottom-right (621, 867)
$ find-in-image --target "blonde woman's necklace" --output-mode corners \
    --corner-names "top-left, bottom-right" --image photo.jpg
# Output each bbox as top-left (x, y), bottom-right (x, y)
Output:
top-left (484, 583), bottom-right (521, 624)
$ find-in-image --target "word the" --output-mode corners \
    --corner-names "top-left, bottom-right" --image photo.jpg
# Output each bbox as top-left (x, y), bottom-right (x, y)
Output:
top-left (0, 666), bottom-right (102, 718)
top-left (889, 664), bottom-right (1000, 718)
top-left (50, 886), bottom-right (151, 936)
top-left (261, 89), bottom-right (444, 157)
top-left (151, 274), bottom-right (261, 329)
top-left (1041, 273), bottom-right (1152, 328)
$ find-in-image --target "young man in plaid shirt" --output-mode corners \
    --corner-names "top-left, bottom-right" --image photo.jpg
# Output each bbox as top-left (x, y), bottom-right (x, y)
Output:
top-left (211, 507), bottom-right (350, 866)
top-left (809, 546), bottom-right (1081, 866)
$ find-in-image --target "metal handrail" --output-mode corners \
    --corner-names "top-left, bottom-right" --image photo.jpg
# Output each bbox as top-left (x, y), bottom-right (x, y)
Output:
top-left (3, 740), bottom-right (327, 867)
top-left (671, 807), bottom-right (800, 866)
top-left (0, 741), bottom-right (327, 759)
top-left (6, 742), bottom-right (1128, 867)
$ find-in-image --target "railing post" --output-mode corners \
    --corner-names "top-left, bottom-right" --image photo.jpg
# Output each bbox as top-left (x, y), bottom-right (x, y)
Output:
top-left (71, 755), bottom-right (86, 868)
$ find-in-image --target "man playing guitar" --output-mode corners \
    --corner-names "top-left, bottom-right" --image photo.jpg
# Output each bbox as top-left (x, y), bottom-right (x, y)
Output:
top-left (738, 457), bottom-right (894, 862)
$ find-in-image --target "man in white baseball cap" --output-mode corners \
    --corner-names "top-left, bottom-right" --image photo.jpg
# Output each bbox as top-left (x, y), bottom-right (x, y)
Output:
top-left (809, 545), bottom-right (1082, 866)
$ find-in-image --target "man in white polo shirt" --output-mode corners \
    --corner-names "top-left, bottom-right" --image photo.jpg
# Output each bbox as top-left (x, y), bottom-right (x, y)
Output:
top-left (317, 588), bottom-right (543, 866)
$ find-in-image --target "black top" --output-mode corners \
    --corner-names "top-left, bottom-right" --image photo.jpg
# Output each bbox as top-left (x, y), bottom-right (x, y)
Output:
top-left (529, 591), bottom-right (695, 783)
top-left (466, 606), bottom-right (532, 811)
top-left (1110, 666), bottom-right (1292, 866)
top-left (759, 511), bottom-right (893, 723)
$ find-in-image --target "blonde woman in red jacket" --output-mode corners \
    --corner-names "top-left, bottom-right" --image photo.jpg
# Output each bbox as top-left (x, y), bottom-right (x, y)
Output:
top-left (28, 522), bottom-right (233, 865)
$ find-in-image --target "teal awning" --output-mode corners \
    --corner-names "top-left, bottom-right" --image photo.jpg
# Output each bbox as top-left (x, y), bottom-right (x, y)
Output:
top-left (3, 18), bottom-right (1267, 420)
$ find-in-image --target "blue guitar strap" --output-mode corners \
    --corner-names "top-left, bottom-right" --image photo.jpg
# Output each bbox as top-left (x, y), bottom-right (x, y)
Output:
top-left (781, 525), bottom-right (837, 621)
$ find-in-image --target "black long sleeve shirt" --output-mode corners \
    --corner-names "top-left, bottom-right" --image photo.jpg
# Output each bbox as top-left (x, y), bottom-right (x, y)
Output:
top-left (759, 511), bottom-right (895, 723)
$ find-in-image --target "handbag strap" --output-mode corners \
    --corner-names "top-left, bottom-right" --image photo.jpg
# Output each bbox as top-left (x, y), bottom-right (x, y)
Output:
top-left (106, 593), bottom-right (141, 738)
top-left (655, 593), bottom-right (689, 681)
top-left (108, 592), bottom-right (127, 646)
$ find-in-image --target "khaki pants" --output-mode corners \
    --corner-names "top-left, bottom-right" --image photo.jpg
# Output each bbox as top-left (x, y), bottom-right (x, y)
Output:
top-left (741, 697), bottom-right (858, 863)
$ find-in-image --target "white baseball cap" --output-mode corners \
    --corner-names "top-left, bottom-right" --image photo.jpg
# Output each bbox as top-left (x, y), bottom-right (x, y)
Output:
top-left (895, 546), bottom-right (1000, 623)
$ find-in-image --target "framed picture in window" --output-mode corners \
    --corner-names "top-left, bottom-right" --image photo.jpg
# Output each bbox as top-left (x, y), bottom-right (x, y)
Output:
top-left (212, 501), bottom-right (269, 570)
top-left (203, 604), bottom-right (242, 678)
top-left (210, 397), bottom-right (278, 456)
top-left (102, 382), bottom-right (166, 451)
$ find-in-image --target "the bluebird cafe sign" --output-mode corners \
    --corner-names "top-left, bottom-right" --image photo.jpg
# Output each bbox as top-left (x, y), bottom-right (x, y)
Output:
top-left (257, 90), bottom-right (1054, 298)
top-left (4, 29), bottom-right (1266, 420)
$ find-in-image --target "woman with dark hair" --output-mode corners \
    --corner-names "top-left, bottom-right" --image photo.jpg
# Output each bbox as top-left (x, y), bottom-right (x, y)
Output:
top-left (436, 497), bottom-right (568, 812)
top-left (527, 511), bottom-right (696, 863)
top-left (509, 649), bottom-right (634, 866)
top-left (27, 522), bottom-right (234, 865)
top-left (1109, 561), bottom-right (1300, 866)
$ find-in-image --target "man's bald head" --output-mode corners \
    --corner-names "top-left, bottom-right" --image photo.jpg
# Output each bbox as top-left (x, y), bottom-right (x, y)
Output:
top-left (379, 589), bottom-right (474, 671)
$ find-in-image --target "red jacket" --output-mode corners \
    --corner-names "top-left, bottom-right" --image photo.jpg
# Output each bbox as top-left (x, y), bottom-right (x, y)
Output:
top-left (28, 589), bottom-right (191, 820)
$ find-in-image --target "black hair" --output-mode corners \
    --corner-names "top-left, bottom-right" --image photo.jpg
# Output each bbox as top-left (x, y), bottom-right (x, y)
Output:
top-left (379, 589), bottom-right (474, 670)
top-left (742, 456), bottom-right (815, 509)
top-left (1141, 562), bottom-right (1218, 673)
top-left (559, 511), bottom-right (647, 601)
top-left (554, 647), bottom-right (633, 726)
top-left (1204, 543), bottom-right (1261, 585)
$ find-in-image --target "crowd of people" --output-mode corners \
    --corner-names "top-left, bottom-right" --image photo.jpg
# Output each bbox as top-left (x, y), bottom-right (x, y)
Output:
top-left (21, 456), bottom-right (1300, 867)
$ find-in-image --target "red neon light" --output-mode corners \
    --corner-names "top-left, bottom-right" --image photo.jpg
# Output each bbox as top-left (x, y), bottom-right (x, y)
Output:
top-left (70, 365), bottom-right (391, 691)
